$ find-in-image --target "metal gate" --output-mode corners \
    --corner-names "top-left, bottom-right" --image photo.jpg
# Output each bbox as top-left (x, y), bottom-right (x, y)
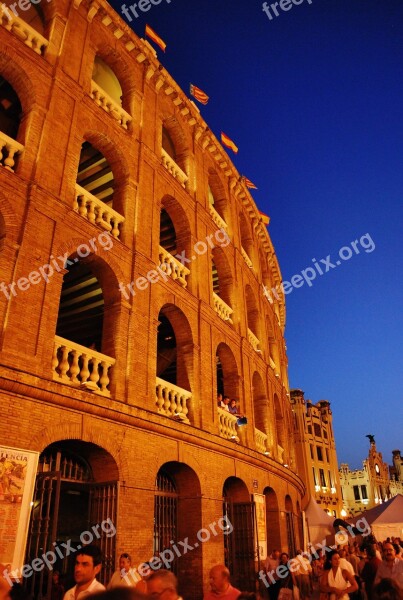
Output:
top-left (88, 482), bottom-right (119, 585)
top-left (223, 500), bottom-right (258, 591)
top-left (24, 471), bottom-right (61, 600)
top-left (154, 470), bottom-right (178, 574)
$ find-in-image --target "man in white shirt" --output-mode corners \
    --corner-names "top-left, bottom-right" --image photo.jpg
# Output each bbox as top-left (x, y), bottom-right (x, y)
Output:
top-left (108, 553), bottom-right (137, 588)
top-left (63, 545), bottom-right (105, 600)
top-left (339, 547), bottom-right (355, 576)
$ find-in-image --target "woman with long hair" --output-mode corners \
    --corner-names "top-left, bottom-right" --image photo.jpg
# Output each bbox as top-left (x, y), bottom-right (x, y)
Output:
top-left (320, 550), bottom-right (358, 600)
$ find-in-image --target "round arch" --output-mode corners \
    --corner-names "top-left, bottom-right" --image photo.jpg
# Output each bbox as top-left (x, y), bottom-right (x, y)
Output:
top-left (264, 486), bottom-right (281, 553)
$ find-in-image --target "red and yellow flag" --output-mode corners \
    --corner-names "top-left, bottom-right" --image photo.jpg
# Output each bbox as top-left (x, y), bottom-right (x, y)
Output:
top-left (190, 84), bottom-right (209, 105)
top-left (221, 132), bottom-right (238, 154)
top-left (145, 24), bottom-right (166, 52)
top-left (242, 176), bottom-right (258, 190)
top-left (259, 210), bottom-right (270, 225)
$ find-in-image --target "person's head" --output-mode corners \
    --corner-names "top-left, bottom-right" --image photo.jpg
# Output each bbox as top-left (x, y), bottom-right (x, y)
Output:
top-left (366, 545), bottom-right (376, 559)
top-left (279, 553), bottom-right (289, 565)
top-left (74, 545), bottom-right (103, 587)
top-left (373, 578), bottom-right (402, 600)
top-left (229, 400), bottom-right (236, 408)
top-left (217, 393), bottom-right (223, 401)
top-left (209, 565), bottom-right (231, 594)
top-left (119, 554), bottom-right (131, 573)
top-left (272, 550), bottom-right (280, 560)
top-left (383, 543), bottom-right (396, 563)
top-left (339, 548), bottom-right (347, 558)
top-left (52, 572), bottom-right (60, 584)
top-left (223, 396), bottom-right (230, 405)
top-left (392, 544), bottom-right (401, 557)
top-left (146, 570), bottom-right (178, 600)
top-left (324, 551), bottom-right (340, 571)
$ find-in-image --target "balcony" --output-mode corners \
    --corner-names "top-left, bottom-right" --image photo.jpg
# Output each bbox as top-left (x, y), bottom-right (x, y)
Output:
top-left (209, 204), bottom-right (227, 230)
top-left (158, 246), bottom-right (190, 288)
top-left (90, 80), bottom-right (132, 130)
top-left (241, 247), bottom-right (253, 269)
top-left (1, 13), bottom-right (48, 55)
top-left (161, 148), bottom-right (188, 188)
top-left (213, 292), bottom-right (233, 323)
top-left (155, 377), bottom-right (191, 423)
top-left (255, 428), bottom-right (268, 454)
top-left (0, 131), bottom-right (24, 172)
top-left (217, 408), bottom-right (239, 442)
top-left (52, 336), bottom-right (115, 397)
top-left (248, 328), bottom-right (260, 353)
top-left (74, 184), bottom-right (125, 239)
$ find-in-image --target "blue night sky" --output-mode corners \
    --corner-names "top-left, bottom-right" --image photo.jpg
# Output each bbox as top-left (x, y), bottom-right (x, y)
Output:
top-left (107, 0), bottom-right (403, 468)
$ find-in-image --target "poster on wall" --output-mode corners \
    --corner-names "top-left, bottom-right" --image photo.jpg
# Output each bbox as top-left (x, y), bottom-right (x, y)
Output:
top-left (0, 446), bottom-right (39, 570)
top-left (254, 493), bottom-right (267, 560)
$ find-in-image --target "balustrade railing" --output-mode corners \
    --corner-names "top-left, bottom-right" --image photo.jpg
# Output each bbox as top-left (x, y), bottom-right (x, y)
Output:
top-left (161, 148), bottom-right (188, 187)
top-left (213, 292), bottom-right (233, 323)
top-left (0, 131), bottom-right (24, 172)
top-left (74, 184), bottom-right (125, 239)
top-left (1, 13), bottom-right (48, 54)
top-left (248, 328), bottom-right (260, 353)
top-left (277, 444), bottom-right (285, 464)
top-left (158, 246), bottom-right (190, 288)
top-left (217, 408), bottom-right (239, 441)
top-left (90, 80), bottom-right (132, 129)
top-left (155, 377), bottom-right (191, 423)
top-left (241, 247), bottom-right (253, 269)
top-left (52, 336), bottom-right (115, 397)
top-left (255, 428), bottom-right (268, 454)
top-left (209, 204), bottom-right (227, 230)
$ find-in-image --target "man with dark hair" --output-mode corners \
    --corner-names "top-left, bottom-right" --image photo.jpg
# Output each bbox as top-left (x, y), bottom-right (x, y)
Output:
top-left (63, 545), bottom-right (105, 600)
top-left (374, 543), bottom-right (403, 591)
top-left (146, 570), bottom-right (181, 600)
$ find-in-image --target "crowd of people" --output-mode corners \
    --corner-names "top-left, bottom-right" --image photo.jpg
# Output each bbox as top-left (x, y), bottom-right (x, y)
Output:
top-left (1, 537), bottom-right (402, 600)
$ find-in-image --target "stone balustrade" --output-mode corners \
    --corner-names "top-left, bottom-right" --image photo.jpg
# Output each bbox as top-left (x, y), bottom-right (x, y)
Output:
top-left (255, 428), bottom-right (268, 454)
top-left (248, 328), bottom-right (260, 353)
top-left (0, 131), bottom-right (24, 172)
top-left (209, 204), bottom-right (227, 230)
top-left (1, 13), bottom-right (48, 54)
top-left (52, 336), bottom-right (115, 397)
top-left (217, 408), bottom-right (239, 441)
top-left (74, 184), bottom-right (125, 239)
top-left (277, 444), bottom-right (284, 464)
top-left (161, 148), bottom-right (188, 187)
top-left (269, 356), bottom-right (276, 371)
top-left (213, 292), bottom-right (233, 323)
top-left (158, 246), bottom-right (190, 288)
top-left (90, 80), bottom-right (132, 129)
top-left (155, 377), bottom-right (191, 423)
top-left (241, 247), bottom-right (253, 269)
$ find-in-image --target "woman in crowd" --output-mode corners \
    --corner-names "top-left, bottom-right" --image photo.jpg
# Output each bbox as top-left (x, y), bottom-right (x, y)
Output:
top-left (320, 550), bottom-right (358, 600)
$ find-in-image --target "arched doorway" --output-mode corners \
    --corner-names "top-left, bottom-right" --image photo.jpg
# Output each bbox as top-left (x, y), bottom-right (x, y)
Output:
top-left (223, 477), bottom-right (256, 591)
top-left (25, 441), bottom-right (119, 598)
top-left (154, 463), bottom-right (201, 600)
top-left (264, 487), bottom-right (281, 553)
top-left (285, 495), bottom-right (296, 557)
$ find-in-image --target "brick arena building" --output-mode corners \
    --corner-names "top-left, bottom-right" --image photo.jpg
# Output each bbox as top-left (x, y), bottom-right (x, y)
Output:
top-left (0, 0), bottom-right (305, 596)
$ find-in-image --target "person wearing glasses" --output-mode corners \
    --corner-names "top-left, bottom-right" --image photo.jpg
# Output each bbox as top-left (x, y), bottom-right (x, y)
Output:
top-left (146, 570), bottom-right (182, 600)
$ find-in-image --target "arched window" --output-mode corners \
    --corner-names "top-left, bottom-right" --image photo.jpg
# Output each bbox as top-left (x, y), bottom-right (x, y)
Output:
top-left (91, 57), bottom-right (131, 129)
top-left (239, 213), bottom-right (254, 269)
top-left (0, 76), bottom-right (23, 171)
top-left (158, 200), bottom-right (191, 289)
top-left (252, 371), bottom-right (271, 455)
top-left (245, 285), bottom-right (261, 353)
top-left (160, 120), bottom-right (188, 188)
top-left (162, 126), bottom-right (176, 161)
top-left (208, 169), bottom-right (228, 230)
top-left (212, 247), bottom-right (233, 323)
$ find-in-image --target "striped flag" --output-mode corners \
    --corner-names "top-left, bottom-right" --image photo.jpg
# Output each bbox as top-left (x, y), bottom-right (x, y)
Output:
top-left (259, 210), bottom-right (270, 225)
top-left (190, 84), bottom-right (209, 105)
top-left (221, 132), bottom-right (238, 154)
top-left (145, 24), bottom-right (166, 52)
top-left (241, 176), bottom-right (258, 190)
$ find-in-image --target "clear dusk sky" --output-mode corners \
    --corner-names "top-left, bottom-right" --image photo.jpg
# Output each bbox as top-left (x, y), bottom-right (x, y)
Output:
top-left (107, 0), bottom-right (403, 469)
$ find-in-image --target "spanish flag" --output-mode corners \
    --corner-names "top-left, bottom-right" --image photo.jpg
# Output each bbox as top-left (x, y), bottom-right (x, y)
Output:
top-left (259, 210), bottom-right (270, 225)
top-left (190, 84), bottom-right (209, 105)
top-left (221, 132), bottom-right (238, 154)
top-left (145, 24), bottom-right (166, 52)
top-left (241, 176), bottom-right (258, 190)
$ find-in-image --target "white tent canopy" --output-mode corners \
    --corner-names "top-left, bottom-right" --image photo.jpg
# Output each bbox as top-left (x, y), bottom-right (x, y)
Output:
top-left (304, 496), bottom-right (335, 549)
top-left (351, 494), bottom-right (403, 540)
